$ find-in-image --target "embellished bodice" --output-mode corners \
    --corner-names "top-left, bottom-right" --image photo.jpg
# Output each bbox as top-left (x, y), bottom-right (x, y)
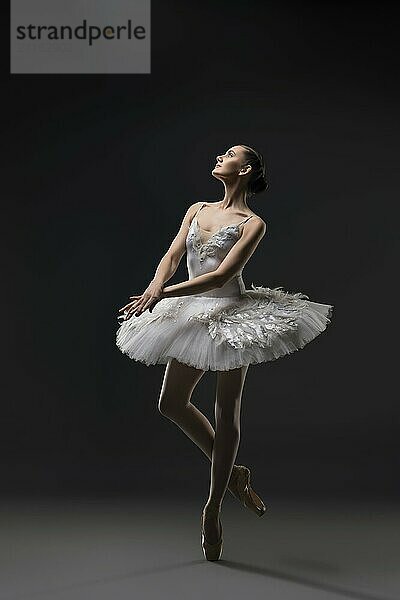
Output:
top-left (185, 203), bottom-right (254, 298)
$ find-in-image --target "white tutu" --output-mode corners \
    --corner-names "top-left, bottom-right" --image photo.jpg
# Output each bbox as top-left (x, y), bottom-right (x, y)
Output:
top-left (116, 284), bottom-right (333, 372)
top-left (116, 203), bottom-right (334, 372)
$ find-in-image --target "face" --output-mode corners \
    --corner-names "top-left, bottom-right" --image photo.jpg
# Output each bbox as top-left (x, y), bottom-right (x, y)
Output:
top-left (211, 145), bottom-right (251, 183)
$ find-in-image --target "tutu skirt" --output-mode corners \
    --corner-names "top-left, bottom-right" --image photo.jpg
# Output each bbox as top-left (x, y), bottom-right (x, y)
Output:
top-left (116, 285), bottom-right (334, 372)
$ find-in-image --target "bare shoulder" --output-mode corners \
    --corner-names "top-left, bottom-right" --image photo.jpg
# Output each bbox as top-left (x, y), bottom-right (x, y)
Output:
top-left (185, 201), bottom-right (204, 215)
top-left (179, 201), bottom-right (203, 224)
top-left (247, 213), bottom-right (268, 236)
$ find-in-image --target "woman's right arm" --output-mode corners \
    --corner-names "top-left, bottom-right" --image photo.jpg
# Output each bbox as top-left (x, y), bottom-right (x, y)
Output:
top-left (118, 202), bottom-right (202, 321)
top-left (149, 202), bottom-right (202, 287)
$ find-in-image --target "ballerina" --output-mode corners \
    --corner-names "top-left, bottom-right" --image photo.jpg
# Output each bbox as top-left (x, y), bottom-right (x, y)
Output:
top-left (116, 144), bottom-right (334, 560)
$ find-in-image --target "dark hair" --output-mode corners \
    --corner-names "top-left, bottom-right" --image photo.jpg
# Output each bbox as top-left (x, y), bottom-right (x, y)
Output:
top-left (239, 144), bottom-right (268, 198)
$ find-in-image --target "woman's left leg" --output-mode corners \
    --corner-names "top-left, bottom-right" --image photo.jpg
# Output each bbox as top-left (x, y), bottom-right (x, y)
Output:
top-left (202, 365), bottom-right (249, 543)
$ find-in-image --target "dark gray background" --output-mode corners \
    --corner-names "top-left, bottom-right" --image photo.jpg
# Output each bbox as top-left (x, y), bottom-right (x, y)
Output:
top-left (3, 0), bottom-right (399, 500)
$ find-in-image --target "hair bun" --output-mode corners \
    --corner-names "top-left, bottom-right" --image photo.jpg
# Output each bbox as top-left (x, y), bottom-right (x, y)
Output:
top-left (249, 171), bottom-right (268, 196)
top-left (240, 144), bottom-right (268, 198)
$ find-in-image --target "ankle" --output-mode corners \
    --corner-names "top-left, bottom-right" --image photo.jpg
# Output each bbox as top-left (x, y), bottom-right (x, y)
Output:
top-left (231, 464), bottom-right (239, 476)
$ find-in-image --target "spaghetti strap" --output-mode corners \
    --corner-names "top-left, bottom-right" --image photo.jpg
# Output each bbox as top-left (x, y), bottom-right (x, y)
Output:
top-left (237, 214), bottom-right (254, 226)
top-left (194, 202), bottom-right (207, 217)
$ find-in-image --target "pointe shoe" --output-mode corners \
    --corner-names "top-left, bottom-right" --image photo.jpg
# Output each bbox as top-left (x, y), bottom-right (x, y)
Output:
top-left (228, 465), bottom-right (268, 517)
top-left (201, 506), bottom-right (223, 561)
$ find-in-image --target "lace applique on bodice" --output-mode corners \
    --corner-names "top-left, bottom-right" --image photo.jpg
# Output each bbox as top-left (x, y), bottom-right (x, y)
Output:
top-left (189, 216), bottom-right (242, 261)
top-left (185, 202), bottom-right (254, 298)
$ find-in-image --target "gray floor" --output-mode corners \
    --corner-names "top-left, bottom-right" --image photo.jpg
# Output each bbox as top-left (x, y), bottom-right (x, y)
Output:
top-left (1, 494), bottom-right (399, 600)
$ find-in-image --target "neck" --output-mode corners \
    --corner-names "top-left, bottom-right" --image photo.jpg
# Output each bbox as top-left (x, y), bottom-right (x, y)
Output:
top-left (219, 181), bottom-right (249, 212)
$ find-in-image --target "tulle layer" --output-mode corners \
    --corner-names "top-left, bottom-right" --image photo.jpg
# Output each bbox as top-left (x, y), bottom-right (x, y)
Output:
top-left (115, 285), bottom-right (334, 372)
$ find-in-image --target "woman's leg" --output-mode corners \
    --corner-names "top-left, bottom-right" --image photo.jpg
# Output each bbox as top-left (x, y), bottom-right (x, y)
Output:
top-left (203, 365), bottom-right (249, 543)
top-left (157, 358), bottom-right (246, 493)
top-left (158, 358), bottom-right (211, 454)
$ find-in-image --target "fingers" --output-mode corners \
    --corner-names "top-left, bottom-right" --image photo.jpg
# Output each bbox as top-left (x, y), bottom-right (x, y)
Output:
top-left (141, 297), bottom-right (157, 314)
top-left (117, 294), bottom-right (162, 321)
top-left (126, 301), bottom-right (143, 318)
top-left (133, 295), bottom-right (152, 316)
top-left (117, 300), bottom-right (141, 321)
top-left (118, 296), bottom-right (141, 312)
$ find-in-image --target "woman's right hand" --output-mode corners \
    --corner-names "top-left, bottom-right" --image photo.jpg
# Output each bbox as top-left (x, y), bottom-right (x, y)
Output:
top-left (147, 278), bottom-right (165, 296)
top-left (117, 279), bottom-right (165, 321)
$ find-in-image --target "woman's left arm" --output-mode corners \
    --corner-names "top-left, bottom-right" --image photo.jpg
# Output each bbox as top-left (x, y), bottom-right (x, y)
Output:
top-left (161, 218), bottom-right (267, 299)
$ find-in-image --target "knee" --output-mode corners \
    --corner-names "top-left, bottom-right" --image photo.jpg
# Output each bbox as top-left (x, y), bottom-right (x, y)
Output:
top-left (158, 393), bottom-right (173, 418)
top-left (158, 392), bottom-right (187, 419)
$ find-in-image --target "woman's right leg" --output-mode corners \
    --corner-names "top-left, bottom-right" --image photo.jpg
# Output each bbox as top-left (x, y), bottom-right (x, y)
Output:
top-left (158, 359), bottom-right (240, 491)
top-left (158, 358), bottom-right (221, 458)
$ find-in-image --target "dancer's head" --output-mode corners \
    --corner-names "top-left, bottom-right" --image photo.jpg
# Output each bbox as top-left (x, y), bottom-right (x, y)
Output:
top-left (212, 144), bottom-right (268, 199)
